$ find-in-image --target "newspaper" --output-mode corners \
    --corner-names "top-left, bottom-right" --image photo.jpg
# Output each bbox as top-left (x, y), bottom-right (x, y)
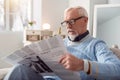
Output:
top-left (3, 35), bottom-right (80, 80)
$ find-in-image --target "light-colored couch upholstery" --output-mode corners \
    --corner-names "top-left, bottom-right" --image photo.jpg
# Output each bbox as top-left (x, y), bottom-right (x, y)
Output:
top-left (0, 68), bottom-right (11, 80)
top-left (0, 31), bottom-right (23, 68)
top-left (0, 31), bottom-right (23, 80)
top-left (110, 47), bottom-right (120, 59)
top-left (0, 45), bottom-right (120, 80)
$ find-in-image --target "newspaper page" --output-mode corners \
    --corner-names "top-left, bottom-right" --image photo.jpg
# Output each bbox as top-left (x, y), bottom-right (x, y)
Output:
top-left (3, 35), bottom-right (80, 80)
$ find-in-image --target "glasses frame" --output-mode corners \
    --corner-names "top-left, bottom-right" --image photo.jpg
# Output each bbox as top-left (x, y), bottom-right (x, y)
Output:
top-left (61, 16), bottom-right (85, 27)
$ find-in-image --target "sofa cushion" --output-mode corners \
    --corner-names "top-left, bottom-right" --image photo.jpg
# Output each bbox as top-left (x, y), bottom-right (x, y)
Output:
top-left (110, 48), bottom-right (120, 59)
top-left (0, 68), bottom-right (11, 80)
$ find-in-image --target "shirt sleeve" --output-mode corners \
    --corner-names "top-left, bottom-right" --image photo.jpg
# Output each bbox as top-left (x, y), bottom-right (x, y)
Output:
top-left (89, 41), bottom-right (120, 80)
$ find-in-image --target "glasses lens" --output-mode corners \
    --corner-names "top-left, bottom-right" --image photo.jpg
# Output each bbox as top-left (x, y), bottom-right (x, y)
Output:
top-left (61, 20), bottom-right (75, 27)
top-left (61, 16), bottom-right (85, 27)
top-left (61, 21), bottom-right (67, 27)
top-left (69, 20), bottom-right (75, 25)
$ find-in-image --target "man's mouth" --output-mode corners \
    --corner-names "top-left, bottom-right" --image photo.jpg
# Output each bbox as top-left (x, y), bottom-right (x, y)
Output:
top-left (68, 30), bottom-right (75, 35)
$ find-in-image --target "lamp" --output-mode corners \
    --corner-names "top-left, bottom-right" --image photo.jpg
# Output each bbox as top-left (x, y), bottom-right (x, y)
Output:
top-left (42, 23), bottom-right (51, 30)
top-left (41, 23), bottom-right (53, 40)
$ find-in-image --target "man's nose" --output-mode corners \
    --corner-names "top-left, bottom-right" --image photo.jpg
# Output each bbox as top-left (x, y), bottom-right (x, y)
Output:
top-left (66, 23), bottom-right (72, 28)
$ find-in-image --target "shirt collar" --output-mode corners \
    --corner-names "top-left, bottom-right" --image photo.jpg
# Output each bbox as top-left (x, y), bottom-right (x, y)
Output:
top-left (67, 33), bottom-right (91, 46)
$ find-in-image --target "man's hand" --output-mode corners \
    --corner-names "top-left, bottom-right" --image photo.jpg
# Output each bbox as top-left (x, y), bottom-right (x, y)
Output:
top-left (59, 53), bottom-right (84, 71)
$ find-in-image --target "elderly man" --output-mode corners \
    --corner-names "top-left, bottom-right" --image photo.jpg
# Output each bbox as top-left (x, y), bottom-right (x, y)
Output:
top-left (59, 6), bottom-right (120, 80)
top-left (4, 6), bottom-right (120, 80)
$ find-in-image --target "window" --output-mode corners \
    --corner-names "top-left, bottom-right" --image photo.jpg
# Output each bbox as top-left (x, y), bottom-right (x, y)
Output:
top-left (0, 0), bottom-right (32, 31)
top-left (0, 0), bottom-right (4, 30)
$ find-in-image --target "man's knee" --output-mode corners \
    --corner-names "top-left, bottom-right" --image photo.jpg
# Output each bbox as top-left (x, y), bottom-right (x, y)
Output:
top-left (12, 64), bottom-right (24, 70)
top-left (3, 64), bottom-right (25, 80)
top-left (4, 64), bottom-right (44, 80)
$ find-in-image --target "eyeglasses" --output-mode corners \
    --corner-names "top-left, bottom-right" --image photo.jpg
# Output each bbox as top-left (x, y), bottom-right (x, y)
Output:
top-left (61, 16), bottom-right (85, 27)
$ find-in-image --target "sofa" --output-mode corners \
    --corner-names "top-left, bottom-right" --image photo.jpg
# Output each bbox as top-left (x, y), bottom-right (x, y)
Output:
top-left (0, 31), bottom-right (23, 68)
top-left (0, 68), bottom-right (11, 80)
top-left (0, 31), bottom-right (23, 80)
top-left (0, 45), bottom-right (120, 80)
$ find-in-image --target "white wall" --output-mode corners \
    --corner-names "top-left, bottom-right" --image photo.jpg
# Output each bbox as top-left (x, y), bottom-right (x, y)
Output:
top-left (97, 16), bottom-right (120, 47)
top-left (41, 0), bottom-right (68, 35)
top-left (108, 0), bottom-right (120, 4)
top-left (0, 31), bottom-right (23, 68)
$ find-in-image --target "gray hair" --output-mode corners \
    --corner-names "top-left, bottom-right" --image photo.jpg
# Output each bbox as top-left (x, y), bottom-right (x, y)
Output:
top-left (64, 6), bottom-right (88, 17)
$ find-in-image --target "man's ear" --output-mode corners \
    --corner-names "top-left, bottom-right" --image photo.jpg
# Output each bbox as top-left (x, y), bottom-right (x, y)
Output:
top-left (84, 17), bottom-right (88, 23)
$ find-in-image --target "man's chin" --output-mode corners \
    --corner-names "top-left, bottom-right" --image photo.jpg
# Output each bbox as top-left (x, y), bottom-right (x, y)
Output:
top-left (68, 34), bottom-right (78, 41)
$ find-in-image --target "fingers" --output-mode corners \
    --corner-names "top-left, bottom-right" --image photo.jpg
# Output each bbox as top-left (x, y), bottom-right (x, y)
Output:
top-left (59, 54), bottom-right (66, 63)
top-left (59, 54), bottom-right (73, 70)
top-left (62, 59), bottom-right (72, 70)
top-left (59, 54), bottom-right (71, 64)
top-left (59, 53), bottom-right (84, 71)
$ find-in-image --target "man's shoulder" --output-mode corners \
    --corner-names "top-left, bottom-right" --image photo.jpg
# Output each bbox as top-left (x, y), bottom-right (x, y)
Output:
top-left (86, 36), bottom-right (106, 46)
top-left (91, 37), bottom-right (105, 44)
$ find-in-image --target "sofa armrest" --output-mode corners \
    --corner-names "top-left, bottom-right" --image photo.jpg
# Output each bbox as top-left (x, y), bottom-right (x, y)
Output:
top-left (0, 68), bottom-right (11, 80)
